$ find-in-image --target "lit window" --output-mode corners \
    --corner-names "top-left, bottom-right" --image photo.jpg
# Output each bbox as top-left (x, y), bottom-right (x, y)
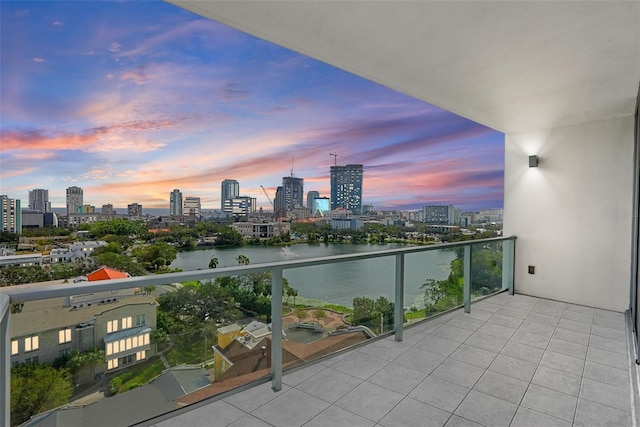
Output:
top-left (119, 339), bottom-right (125, 352)
top-left (125, 338), bottom-right (132, 350)
top-left (132, 336), bottom-right (138, 348)
top-left (106, 343), bottom-right (113, 356)
top-left (144, 334), bottom-right (150, 345)
top-left (136, 351), bottom-right (146, 361)
top-left (24, 336), bottom-right (38, 352)
top-left (113, 341), bottom-right (119, 353)
top-left (11, 340), bottom-right (18, 356)
top-left (107, 320), bottom-right (118, 333)
top-left (122, 317), bottom-right (132, 329)
top-left (108, 358), bottom-right (118, 370)
top-left (58, 329), bottom-right (71, 344)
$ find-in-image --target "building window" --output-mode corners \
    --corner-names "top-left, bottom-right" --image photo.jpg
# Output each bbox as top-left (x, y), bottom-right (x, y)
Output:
top-left (11, 340), bottom-right (18, 356)
top-left (106, 342), bottom-right (113, 356)
top-left (125, 337), bottom-right (132, 351)
top-left (136, 350), bottom-right (146, 361)
top-left (108, 358), bottom-right (118, 370)
top-left (107, 320), bottom-right (118, 333)
top-left (122, 316), bottom-right (132, 330)
top-left (24, 336), bottom-right (38, 352)
top-left (118, 354), bottom-right (135, 366)
top-left (24, 356), bottom-right (38, 364)
top-left (134, 314), bottom-right (146, 327)
top-left (58, 328), bottom-right (72, 344)
top-left (113, 340), bottom-right (120, 354)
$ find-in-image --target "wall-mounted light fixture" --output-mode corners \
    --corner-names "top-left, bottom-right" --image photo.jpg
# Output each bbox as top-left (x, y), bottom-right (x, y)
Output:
top-left (529, 155), bottom-right (539, 167)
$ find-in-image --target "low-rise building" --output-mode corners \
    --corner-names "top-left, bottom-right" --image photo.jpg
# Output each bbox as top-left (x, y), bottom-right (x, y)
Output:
top-left (231, 221), bottom-right (290, 239)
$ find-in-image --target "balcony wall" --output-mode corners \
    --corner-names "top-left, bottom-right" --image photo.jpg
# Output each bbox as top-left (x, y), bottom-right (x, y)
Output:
top-left (504, 115), bottom-right (635, 311)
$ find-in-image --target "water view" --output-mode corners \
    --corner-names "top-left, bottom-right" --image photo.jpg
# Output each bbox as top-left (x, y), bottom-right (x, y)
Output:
top-left (172, 243), bottom-right (456, 308)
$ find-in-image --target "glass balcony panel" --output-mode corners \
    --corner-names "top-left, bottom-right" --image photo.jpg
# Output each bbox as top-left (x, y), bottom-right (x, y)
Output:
top-left (406, 247), bottom-right (460, 317)
top-left (471, 240), bottom-right (504, 301)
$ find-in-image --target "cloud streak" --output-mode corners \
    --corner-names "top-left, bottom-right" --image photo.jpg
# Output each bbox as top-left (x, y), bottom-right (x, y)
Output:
top-left (0, 1), bottom-right (504, 212)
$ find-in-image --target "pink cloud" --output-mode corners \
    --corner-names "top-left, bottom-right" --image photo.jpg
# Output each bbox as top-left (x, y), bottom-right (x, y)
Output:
top-left (31, 57), bottom-right (45, 62)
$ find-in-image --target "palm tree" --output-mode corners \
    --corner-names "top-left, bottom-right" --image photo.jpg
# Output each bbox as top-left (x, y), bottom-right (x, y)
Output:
top-left (208, 256), bottom-right (219, 269)
top-left (84, 347), bottom-right (105, 381)
top-left (236, 254), bottom-right (250, 265)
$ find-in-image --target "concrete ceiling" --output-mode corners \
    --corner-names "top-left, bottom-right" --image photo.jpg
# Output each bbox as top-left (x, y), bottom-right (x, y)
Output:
top-left (168, 1), bottom-right (639, 134)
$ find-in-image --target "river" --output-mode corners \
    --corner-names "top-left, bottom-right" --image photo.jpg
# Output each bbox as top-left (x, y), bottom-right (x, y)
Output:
top-left (171, 243), bottom-right (456, 308)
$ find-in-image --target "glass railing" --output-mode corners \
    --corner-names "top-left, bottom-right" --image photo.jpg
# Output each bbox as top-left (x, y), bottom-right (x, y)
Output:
top-left (0, 236), bottom-right (515, 426)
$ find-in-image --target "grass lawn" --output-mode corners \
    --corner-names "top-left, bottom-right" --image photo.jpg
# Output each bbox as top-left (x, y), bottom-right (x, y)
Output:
top-left (166, 330), bottom-right (215, 366)
top-left (405, 309), bottom-right (427, 320)
top-left (114, 358), bottom-right (166, 393)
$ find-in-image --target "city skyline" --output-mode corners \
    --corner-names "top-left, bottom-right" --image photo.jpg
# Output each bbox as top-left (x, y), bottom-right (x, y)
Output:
top-left (0, 1), bottom-right (504, 212)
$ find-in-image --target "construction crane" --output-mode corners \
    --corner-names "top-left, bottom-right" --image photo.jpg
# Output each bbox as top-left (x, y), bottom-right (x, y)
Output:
top-left (330, 152), bottom-right (340, 166)
top-left (260, 185), bottom-right (275, 210)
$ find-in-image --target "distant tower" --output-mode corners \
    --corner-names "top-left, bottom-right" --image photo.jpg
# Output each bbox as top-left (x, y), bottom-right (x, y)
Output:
top-left (282, 176), bottom-right (304, 212)
top-left (28, 188), bottom-right (50, 213)
top-left (184, 197), bottom-right (201, 218)
top-left (221, 179), bottom-right (240, 211)
top-left (330, 164), bottom-right (363, 214)
top-left (66, 186), bottom-right (83, 217)
top-left (0, 195), bottom-right (21, 234)
top-left (170, 189), bottom-right (183, 216)
top-left (128, 203), bottom-right (143, 217)
top-left (306, 191), bottom-right (319, 210)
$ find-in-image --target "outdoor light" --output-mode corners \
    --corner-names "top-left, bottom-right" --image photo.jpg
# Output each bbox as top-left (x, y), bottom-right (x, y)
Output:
top-left (529, 155), bottom-right (539, 167)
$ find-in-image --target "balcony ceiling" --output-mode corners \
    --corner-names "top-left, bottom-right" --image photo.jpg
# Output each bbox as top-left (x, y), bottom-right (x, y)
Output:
top-left (168, 1), bottom-right (639, 134)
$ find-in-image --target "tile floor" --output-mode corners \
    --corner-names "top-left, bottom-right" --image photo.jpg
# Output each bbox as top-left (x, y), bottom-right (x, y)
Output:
top-left (149, 293), bottom-right (637, 427)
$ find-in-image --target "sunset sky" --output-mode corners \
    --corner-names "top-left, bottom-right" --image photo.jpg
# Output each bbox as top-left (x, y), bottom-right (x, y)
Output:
top-left (0, 1), bottom-right (504, 212)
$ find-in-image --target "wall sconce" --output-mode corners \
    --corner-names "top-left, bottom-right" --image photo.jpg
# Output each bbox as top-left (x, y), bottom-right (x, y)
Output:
top-left (529, 155), bottom-right (539, 167)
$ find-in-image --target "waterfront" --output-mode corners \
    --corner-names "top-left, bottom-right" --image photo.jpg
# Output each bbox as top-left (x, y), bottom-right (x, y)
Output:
top-left (171, 243), bottom-right (456, 308)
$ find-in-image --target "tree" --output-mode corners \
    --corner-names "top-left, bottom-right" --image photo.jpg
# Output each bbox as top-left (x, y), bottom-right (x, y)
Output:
top-left (208, 256), bottom-right (219, 269)
top-left (236, 254), bottom-right (250, 265)
top-left (133, 242), bottom-right (178, 272)
top-left (313, 309), bottom-right (327, 325)
top-left (294, 308), bottom-right (308, 323)
top-left (84, 347), bottom-right (105, 381)
top-left (351, 296), bottom-right (395, 333)
top-left (11, 363), bottom-right (73, 426)
top-left (143, 285), bottom-right (156, 296)
top-left (93, 252), bottom-right (144, 276)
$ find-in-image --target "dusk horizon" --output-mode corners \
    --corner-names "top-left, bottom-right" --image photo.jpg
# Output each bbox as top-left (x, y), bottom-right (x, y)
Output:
top-left (0, 1), bottom-right (504, 212)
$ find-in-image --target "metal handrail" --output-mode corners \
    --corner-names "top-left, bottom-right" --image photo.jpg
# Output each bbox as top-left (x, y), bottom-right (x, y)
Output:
top-left (0, 235), bottom-right (516, 426)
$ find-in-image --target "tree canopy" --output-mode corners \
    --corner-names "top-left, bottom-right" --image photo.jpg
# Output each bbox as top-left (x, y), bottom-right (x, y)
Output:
top-left (11, 363), bottom-right (73, 426)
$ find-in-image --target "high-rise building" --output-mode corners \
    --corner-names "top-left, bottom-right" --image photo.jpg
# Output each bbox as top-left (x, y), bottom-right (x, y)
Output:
top-left (282, 176), bottom-right (304, 213)
top-left (28, 189), bottom-right (50, 213)
top-left (184, 197), bottom-right (201, 218)
top-left (221, 179), bottom-right (240, 211)
top-left (170, 189), bottom-right (183, 216)
top-left (306, 191), bottom-right (319, 210)
top-left (423, 205), bottom-right (455, 225)
top-left (128, 203), bottom-right (143, 217)
top-left (274, 186), bottom-right (284, 217)
top-left (0, 195), bottom-right (21, 234)
top-left (223, 197), bottom-right (256, 219)
top-left (66, 186), bottom-right (83, 217)
top-left (330, 164), bottom-right (363, 214)
top-left (101, 204), bottom-right (115, 216)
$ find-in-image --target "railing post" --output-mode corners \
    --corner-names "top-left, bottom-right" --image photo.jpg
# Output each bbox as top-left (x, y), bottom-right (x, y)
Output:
top-left (463, 245), bottom-right (471, 313)
top-left (394, 253), bottom-right (405, 342)
top-left (270, 268), bottom-right (283, 392)
top-left (502, 238), bottom-right (515, 295)
top-left (1, 293), bottom-right (10, 427)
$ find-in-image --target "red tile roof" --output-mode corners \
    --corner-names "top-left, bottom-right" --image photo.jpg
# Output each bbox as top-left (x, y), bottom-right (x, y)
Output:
top-left (87, 266), bottom-right (129, 281)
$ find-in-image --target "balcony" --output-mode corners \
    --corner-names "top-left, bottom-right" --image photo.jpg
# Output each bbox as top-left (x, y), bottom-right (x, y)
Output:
top-left (2, 236), bottom-right (639, 426)
top-left (147, 292), bottom-right (636, 427)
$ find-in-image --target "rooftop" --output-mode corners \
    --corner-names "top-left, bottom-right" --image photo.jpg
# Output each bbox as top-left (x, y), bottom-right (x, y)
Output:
top-left (145, 293), bottom-right (637, 427)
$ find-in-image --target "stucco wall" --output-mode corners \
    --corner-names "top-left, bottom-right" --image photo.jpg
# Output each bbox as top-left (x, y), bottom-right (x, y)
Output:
top-left (504, 115), bottom-right (634, 311)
